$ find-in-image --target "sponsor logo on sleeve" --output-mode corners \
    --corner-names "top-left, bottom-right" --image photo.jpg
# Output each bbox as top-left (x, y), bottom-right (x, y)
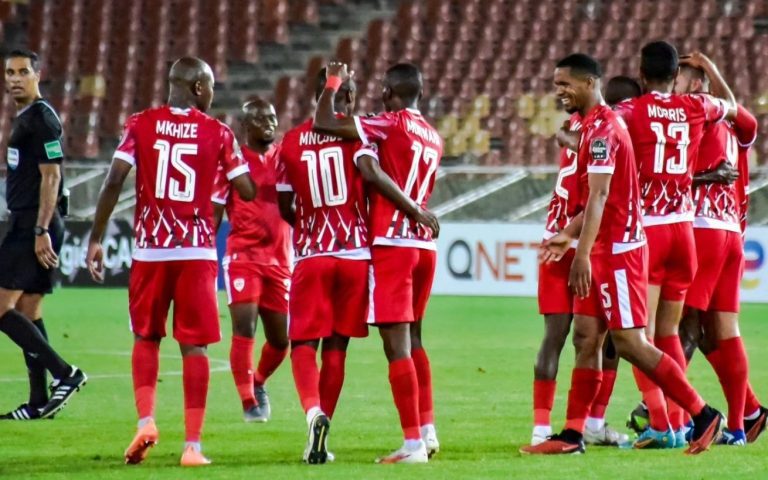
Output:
top-left (44, 140), bottom-right (64, 160)
top-left (7, 147), bottom-right (19, 169)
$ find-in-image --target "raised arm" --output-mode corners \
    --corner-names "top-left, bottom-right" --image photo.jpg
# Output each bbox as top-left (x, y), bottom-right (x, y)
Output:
top-left (680, 52), bottom-right (737, 120)
top-left (313, 62), bottom-right (362, 139)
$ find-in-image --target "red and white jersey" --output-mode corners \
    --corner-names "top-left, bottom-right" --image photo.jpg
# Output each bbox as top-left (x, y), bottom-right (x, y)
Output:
top-left (276, 118), bottom-right (370, 261)
top-left (354, 108), bottom-right (442, 250)
top-left (113, 105), bottom-right (248, 261)
top-left (577, 104), bottom-right (645, 254)
top-left (732, 105), bottom-right (758, 233)
top-left (212, 144), bottom-right (291, 266)
top-left (616, 92), bottom-right (728, 225)
top-left (544, 112), bottom-right (583, 241)
top-left (692, 122), bottom-right (741, 232)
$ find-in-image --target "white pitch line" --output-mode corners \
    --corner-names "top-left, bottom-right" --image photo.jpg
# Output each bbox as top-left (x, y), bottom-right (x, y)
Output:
top-left (0, 350), bottom-right (231, 383)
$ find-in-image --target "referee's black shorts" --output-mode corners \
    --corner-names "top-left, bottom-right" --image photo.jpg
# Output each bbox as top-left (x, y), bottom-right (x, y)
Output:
top-left (0, 211), bottom-right (64, 294)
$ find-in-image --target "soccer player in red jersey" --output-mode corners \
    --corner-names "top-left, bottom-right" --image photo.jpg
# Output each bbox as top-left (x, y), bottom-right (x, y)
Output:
top-left (531, 77), bottom-right (640, 447)
top-left (313, 62), bottom-right (441, 464)
top-left (212, 98), bottom-right (290, 424)
top-left (675, 62), bottom-right (767, 444)
top-left (613, 42), bottom-right (737, 446)
top-left (86, 57), bottom-right (255, 467)
top-left (524, 53), bottom-right (722, 456)
top-left (275, 69), bottom-right (372, 464)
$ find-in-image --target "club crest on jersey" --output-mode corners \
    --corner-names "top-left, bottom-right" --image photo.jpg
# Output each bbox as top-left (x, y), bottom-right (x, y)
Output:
top-left (590, 138), bottom-right (608, 161)
top-left (233, 278), bottom-right (245, 292)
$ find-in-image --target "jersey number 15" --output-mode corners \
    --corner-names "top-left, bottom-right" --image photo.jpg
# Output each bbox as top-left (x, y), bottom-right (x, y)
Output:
top-left (154, 140), bottom-right (197, 202)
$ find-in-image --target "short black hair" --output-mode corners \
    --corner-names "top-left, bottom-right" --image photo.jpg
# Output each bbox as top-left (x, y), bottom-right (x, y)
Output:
top-left (605, 76), bottom-right (642, 105)
top-left (6, 48), bottom-right (40, 71)
top-left (555, 53), bottom-right (602, 78)
top-left (314, 67), bottom-right (355, 100)
top-left (384, 63), bottom-right (422, 103)
top-left (640, 41), bottom-right (678, 82)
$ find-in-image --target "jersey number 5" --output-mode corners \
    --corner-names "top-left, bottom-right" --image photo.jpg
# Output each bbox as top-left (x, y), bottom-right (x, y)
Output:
top-left (302, 146), bottom-right (347, 207)
top-left (154, 140), bottom-right (197, 202)
top-left (650, 121), bottom-right (689, 174)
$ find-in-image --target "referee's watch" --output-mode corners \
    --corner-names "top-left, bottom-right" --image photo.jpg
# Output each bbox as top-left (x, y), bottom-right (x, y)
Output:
top-left (33, 226), bottom-right (49, 236)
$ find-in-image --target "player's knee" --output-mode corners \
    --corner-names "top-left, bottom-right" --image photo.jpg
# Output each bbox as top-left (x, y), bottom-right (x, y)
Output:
top-left (572, 329), bottom-right (600, 356)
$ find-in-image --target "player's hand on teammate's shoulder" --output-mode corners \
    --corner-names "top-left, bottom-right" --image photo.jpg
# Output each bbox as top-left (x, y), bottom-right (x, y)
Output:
top-left (85, 241), bottom-right (105, 283)
top-left (34, 233), bottom-right (59, 270)
top-left (555, 121), bottom-right (579, 150)
top-left (326, 61), bottom-right (351, 82)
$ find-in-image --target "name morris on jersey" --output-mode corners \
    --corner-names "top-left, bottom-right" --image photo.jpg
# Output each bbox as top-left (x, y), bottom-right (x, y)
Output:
top-left (155, 121), bottom-right (199, 139)
top-left (647, 105), bottom-right (687, 122)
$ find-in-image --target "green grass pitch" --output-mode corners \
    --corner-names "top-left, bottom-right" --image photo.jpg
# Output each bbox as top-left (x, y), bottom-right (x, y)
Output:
top-left (1, 289), bottom-right (767, 479)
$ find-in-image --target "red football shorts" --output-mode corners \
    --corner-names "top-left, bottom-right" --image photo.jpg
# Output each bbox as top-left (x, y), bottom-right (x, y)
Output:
top-left (369, 246), bottom-right (436, 324)
top-left (685, 228), bottom-right (743, 313)
top-left (538, 248), bottom-right (600, 318)
top-left (223, 258), bottom-right (290, 313)
top-left (645, 222), bottom-right (697, 301)
top-left (288, 256), bottom-right (369, 341)
top-left (591, 245), bottom-right (649, 330)
top-left (129, 259), bottom-right (220, 345)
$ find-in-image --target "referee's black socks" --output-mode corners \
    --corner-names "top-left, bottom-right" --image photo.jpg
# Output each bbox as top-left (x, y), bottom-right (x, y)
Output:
top-left (0, 310), bottom-right (70, 380)
top-left (25, 318), bottom-right (50, 407)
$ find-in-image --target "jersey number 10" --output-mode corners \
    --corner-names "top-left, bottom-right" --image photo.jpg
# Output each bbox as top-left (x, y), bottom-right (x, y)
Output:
top-left (650, 121), bottom-right (690, 174)
top-left (302, 146), bottom-right (347, 208)
top-left (154, 140), bottom-right (197, 202)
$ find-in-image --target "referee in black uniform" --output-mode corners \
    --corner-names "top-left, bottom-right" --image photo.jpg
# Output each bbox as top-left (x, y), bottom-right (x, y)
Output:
top-left (0, 49), bottom-right (86, 420)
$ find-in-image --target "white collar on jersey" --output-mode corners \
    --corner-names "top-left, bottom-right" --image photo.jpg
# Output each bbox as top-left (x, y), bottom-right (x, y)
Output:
top-left (650, 90), bottom-right (672, 97)
top-left (170, 107), bottom-right (192, 116)
top-left (406, 108), bottom-right (422, 114)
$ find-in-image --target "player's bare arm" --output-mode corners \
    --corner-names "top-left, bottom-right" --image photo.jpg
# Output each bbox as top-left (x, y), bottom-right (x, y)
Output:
top-left (230, 172), bottom-right (256, 201)
top-left (570, 173), bottom-right (611, 298)
top-left (35, 163), bottom-right (61, 269)
top-left (357, 154), bottom-right (440, 238)
top-left (277, 191), bottom-right (296, 225)
top-left (680, 52), bottom-right (737, 120)
top-left (540, 212), bottom-right (584, 264)
top-left (86, 159), bottom-right (133, 282)
top-left (213, 203), bottom-right (225, 232)
top-left (312, 62), bottom-right (360, 139)
top-left (692, 160), bottom-right (739, 187)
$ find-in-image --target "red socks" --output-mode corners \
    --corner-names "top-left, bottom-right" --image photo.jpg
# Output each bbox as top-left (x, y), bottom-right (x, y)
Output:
top-left (564, 368), bottom-right (602, 433)
top-left (254, 342), bottom-right (288, 386)
top-left (632, 366), bottom-right (670, 431)
top-left (411, 347), bottom-right (434, 426)
top-left (655, 335), bottom-right (687, 430)
top-left (388, 358), bottom-right (421, 440)
top-left (132, 340), bottom-right (160, 419)
top-left (291, 345), bottom-right (320, 412)
top-left (319, 349), bottom-right (346, 419)
top-left (746, 383), bottom-right (761, 417)
top-left (706, 337), bottom-right (749, 431)
top-left (589, 368), bottom-right (617, 420)
top-left (230, 335), bottom-right (256, 409)
top-left (182, 355), bottom-right (210, 443)
top-left (646, 353), bottom-right (705, 418)
top-left (533, 379), bottom-right (556, 426)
